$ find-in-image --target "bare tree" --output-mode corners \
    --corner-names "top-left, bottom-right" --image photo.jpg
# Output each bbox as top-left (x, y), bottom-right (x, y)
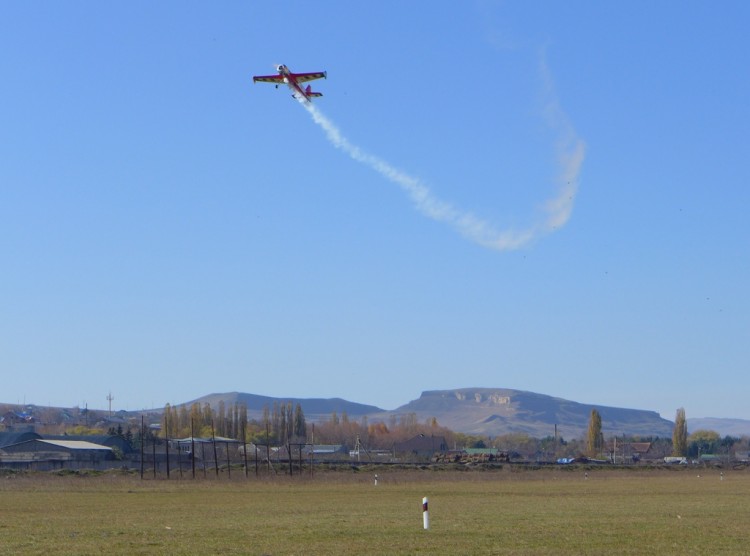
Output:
top-left (217, 400), bottom-right (226, 437)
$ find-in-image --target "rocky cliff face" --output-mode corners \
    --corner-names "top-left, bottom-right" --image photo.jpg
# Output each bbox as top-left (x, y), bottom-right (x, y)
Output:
top-left (386, 388), bottom-right (674, 438)
top-left (182, 388), bottom-right (677, 438)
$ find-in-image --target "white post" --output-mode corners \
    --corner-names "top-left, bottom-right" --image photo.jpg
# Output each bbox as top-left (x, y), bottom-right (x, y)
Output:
top-left (422, 497), bottom-right (429, 530)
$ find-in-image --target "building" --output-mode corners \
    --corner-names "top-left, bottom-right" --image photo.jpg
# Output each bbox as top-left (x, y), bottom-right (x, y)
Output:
top-left (302, 445), bottom-right (348, 459)
top-left (0, 411), bottom-right (36, 427)
top-left (606, 441), bottom-right (653, 463)
top-left (0, 431), bottom-right (42, 449)
top-left (44, 434), bottom-right (134, 454)
top-left (0, 439), bottom-right (113, 471)
top-left (393, 434), bottom-right (448, 460)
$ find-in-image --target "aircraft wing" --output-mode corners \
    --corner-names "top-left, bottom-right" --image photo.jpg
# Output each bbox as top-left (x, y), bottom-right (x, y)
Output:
top-left (294, 71), bottom-right (327, 83)
top-left (253, 74), bottom-right (285, 83)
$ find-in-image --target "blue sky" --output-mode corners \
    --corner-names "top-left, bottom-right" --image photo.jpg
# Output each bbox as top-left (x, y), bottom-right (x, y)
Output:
top-left (2, 2), bottom-right (748, 422)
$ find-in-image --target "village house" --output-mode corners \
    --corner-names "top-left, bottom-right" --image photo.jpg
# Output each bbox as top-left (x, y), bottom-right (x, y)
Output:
top-left (393, 434), bottom-right (448, 460)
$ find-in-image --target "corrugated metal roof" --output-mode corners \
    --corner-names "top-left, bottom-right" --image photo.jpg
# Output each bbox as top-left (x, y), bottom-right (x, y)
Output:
top-left (465, 448), bottom-right (500, 455)
top-left (38, 440), bottom-right (112, 451)
top-left (173, 437), bottom-right (239, 444)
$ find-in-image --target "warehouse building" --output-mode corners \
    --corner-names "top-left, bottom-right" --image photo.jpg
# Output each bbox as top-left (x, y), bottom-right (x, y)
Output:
top-left (0, 438), bottom-right (113, 471)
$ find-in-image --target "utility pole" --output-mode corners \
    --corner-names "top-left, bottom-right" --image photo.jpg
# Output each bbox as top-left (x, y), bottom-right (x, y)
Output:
top-left (106, 392), bottom-right (114, 417)
top-left (613, 436), bottom-right (617, 464)
top-left (140, 415), bottom-right (144, 480)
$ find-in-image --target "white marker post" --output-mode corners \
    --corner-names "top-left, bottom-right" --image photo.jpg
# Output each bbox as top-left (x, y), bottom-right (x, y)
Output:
top-left (422, 497), bottom-right (430, 530)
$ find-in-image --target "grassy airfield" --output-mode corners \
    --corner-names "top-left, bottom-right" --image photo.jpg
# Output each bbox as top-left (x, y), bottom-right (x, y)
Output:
top-left (1, 466), bottom-right (748, 555)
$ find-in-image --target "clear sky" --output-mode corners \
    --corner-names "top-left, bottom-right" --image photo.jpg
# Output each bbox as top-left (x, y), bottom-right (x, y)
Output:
top-left (2, 2), bottom-right (748, 421)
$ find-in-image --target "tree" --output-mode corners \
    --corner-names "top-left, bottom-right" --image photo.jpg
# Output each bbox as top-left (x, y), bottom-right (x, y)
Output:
top-left (202, 403), bottom-right (213, 427)
top-left (672, 407), bottom-right (688, 456)
top-left (217, 400), bottom-right (226, 437)
top-left (279, 404), bottom-right (287, 444)
top-left (358, 416), bottom-right (369, 445)
top-left (399, 413), bottom-right (418, 433)
top-left (271, 402), bottom-right (281, 440)
top-left (720, 435), bottom-right (739, 455)
top-left (237, 402), bottom-right (248, 440)
top-left (226, 403), bottom-right (235, 438)
top-left (161, 404), bottom-right (179, 438)
top-left (285, 402), bottom-right (294, 442)
top-left (539, 435), bottom-right (564, 459)
top-left (688, 430), bottom-right (721, 458)
top-left (293, 403), bottom-right (306, 439)
top-left (586, 409), bottom-right (603, 456)
top-left (178, 405), bottom-right (189, 436)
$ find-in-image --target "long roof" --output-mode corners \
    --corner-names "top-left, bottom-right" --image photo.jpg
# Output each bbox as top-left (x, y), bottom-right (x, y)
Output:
top-left (36, 439), bottom-right (112, 451)
top-left (173, 437), bottom-right (240, 444)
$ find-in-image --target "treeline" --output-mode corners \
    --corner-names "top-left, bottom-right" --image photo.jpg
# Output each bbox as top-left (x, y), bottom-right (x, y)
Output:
top-left (679, 429), bottom-right (747, 458)
top-left (157, 402), bottom-right (750, 460)
top-left (309, 412), bottom-right (455, 450)
top-left (157, 402), bottom-right (457, 451)
top-left (160, 401), bottom-right (307, 445)
top-left (254, 401), bottom-right (307, 444)
top-left (161, 401), bottom-right (249, 440)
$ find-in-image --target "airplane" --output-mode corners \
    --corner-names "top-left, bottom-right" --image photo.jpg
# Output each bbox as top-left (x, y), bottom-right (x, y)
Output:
top-left (252, 64), bottom-right (327, 103)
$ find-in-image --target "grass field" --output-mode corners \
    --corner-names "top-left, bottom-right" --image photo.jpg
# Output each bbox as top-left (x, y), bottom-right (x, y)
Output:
top-left (1, 466), bottom-right (748, 555)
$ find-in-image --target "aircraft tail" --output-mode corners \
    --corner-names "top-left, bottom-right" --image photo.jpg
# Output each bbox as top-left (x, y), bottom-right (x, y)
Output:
top-left (305, 84), bottom-right (323, 98)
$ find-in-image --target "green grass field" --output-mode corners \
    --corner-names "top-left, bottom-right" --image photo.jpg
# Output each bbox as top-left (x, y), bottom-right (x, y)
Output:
top-left (1, 466), bottom-right (748, 555)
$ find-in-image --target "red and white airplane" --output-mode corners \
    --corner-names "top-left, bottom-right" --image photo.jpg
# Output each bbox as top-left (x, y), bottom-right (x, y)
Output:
top-left (252, 64), bottom-right (327, 102)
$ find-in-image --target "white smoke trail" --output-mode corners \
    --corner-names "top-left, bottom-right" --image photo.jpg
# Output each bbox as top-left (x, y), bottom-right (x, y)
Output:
top-left (299, 74), bottom-right (585, 251)
top-left (538, 55), bottom-right (587, 234)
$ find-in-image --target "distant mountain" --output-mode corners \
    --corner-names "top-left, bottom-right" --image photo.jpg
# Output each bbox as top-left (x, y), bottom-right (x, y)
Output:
top-left (183, 392), bottom-right (384, 421)
top-left (687, 417), bottom-right (750, 437)
top-left (182, 388), bottom-right (675, 438)
top-left (378, 388), bottom-right (675, 439)
top-left (162, 394), bottom-right (750, 438)
top-left (7, 390), bottom-right (748, 439)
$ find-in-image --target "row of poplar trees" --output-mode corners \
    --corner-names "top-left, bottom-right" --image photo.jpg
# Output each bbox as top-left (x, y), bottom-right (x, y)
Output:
top-left (161, 401), bottom-right (249, 440)
top-left (160, 400), bottom-right (308, 445)
top-left (262, 401), bottom-right (307, 444)
top-left (586, 407), bottom-right (690, 457)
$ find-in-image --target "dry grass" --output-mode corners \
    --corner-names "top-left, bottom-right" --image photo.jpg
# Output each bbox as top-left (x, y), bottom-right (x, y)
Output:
top-left (1, 466), bottom-right (748, 555)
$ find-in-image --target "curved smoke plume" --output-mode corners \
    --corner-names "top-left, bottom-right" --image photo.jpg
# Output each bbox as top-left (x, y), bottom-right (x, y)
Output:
top-left (300, 66), bottom-right (585, 251)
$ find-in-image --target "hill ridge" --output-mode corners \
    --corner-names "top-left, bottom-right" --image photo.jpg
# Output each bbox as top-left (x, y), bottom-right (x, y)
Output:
top-left (185, 388), bottom-right (676, 438)
top-left (10, 388), bottom-right (749, 437)
top-left (384, 388), bottom-right (674, 438)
